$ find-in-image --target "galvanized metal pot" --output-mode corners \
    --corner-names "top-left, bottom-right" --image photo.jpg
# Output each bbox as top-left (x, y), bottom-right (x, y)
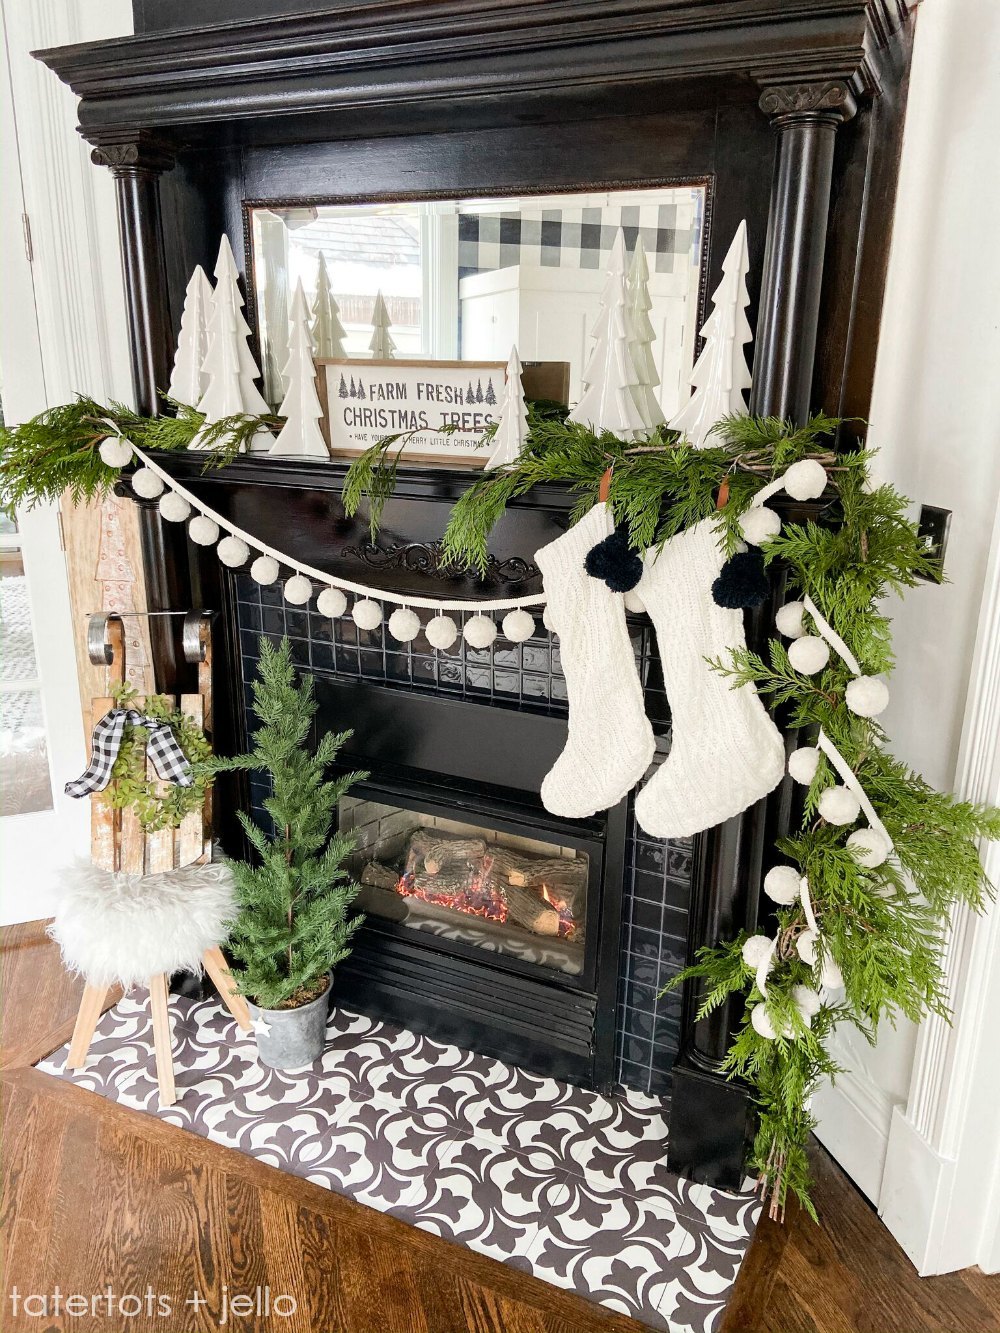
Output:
top-left (247, 973), bottom-right (331, 1070)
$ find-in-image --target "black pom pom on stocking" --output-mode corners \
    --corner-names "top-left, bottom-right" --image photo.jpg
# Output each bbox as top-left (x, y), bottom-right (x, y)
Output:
top-left (584, 526), bottom-right (644, 593)
top-left (712, 548), bottom-right (770, 609)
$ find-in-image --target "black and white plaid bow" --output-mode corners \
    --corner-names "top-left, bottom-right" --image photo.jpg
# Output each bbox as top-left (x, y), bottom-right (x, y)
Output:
top-left (65, 708), bottom-right (193, 798)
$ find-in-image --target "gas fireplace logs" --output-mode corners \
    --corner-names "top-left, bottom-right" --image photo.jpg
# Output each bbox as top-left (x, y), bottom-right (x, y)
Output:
top-left (359, 826), bottom-right (585, 941)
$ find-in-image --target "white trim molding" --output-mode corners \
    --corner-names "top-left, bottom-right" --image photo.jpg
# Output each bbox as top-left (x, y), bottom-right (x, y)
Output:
top-left (878, 501), bottom-right (1000, 1275)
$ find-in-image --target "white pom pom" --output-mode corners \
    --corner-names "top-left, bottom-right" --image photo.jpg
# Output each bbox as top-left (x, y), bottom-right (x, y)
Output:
top-left (131, 467), bottom-right (164, 499)
top-left (741, 935), bottom-right (773, 969)
top-left (788, 746), bottom-right (820, 785)
top-left (775, 600), bottom-right (807, 639)
top-left (251, 555), bottom-right (280, 586)
top-left (846, 828), bottom-right (891, 868)
top-left (845, 675), bottom-right (890, 718)
top-left (542, 605), bottom-right (557, 634)
top-left (818, 785), bottom-right (861, 826)
top-left (388, 607), bottom-right (421, 643)
top-left (751, 1004), bottom-right (791, 1040)
top-left (426, 615), bottom-right (459, 651)
top-left (792, 984), bottom-right (822, 1021)
top-left (283, 574), bottom-right (312, 606)
top-left (502, 609), bottom-right (535, 643)
top-left (188, 515), bottom-right (219, 546)
top-left (463, 614), bottom-right (497, 649)
top-left (317, 587), bottom-right (347, 619)
top-left (623, 589), bottom-right (645, 614)
top-left (158, 491), bottom-right (191, 523)
top-left (99, 437), bottom-right (133, 469)
top-left (788, 635), bottom-right (830, 675)
top-left (764, 865), bottom-right (803, 905)
top-left (796, 929), bottom-right (819, 965)
top-left (819, 954), bottom-right (844, 990)
top-left (739, 505), bottom-right (782, 546)
top-left (217, 535), bottom-right (249, 568)
top-left (352, 599), bottom-right (383, 631)
top-left (782, 459), bottom-right (828, 502)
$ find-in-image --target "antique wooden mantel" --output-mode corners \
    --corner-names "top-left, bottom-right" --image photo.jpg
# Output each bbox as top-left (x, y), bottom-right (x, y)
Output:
top-left (37, 0), bottom-right (913, 1188)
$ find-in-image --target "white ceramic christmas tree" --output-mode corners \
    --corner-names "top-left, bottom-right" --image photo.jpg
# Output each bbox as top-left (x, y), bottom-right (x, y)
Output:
top-left (168, 265), bottom-right (213, 407)
top-left (567, 230), bottom-right (645, 439)
top-left (369, 290), bottom-right (396, 359)
top-left (626, 238), bottom-right (666, 430)
top-left (310, 254), bottom-right (347, 359)
top-left (669, 219), bottom-right (753, 449)
top-left (193, 236), bottom-right (272, 451)
top-left (484, 346), bottom-right (528, 470)
top-left (271, 279), bottom-right (329, 459)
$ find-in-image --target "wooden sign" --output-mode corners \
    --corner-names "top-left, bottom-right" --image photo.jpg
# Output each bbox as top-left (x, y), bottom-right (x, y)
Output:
top-left (318, 358), bottom-right (569, 464)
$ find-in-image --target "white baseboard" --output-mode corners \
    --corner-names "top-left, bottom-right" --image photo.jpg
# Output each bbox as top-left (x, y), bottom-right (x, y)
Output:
top-left (879, 1107), bottom-right (957, 1275)
top-left (812, 1065), bottom-right (896, 1205)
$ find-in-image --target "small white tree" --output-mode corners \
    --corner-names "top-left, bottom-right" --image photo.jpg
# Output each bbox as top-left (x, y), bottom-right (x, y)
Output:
top-left (484, 346), bottom-right (528, 471)
top-left (168, 265), bottom-right (213, 407)
top-left (626, 238), bottom-right (665, 430)
top-left (567, 230), bottom-right (645, 439)
top-left (669, 219), bottom-right (753, 449)
top-left (194, 236), bottom-right (273, 450)
top-left (368, 290), bottom-right (396, 359)
top-left (310, 253), bottom-right (347, 359)
top-left (271, 279), bottom-right (329, 458)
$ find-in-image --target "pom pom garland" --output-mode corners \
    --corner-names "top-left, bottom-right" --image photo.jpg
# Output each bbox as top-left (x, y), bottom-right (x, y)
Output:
top-left (739, 505), bottom-right (781, 546)
top-left (426, 615), bottom-right (459, 651)
top-left (818, 785), bottom-right (861, 826)
top-left (711, 549), bottom-right (769, 609)
top-left (283, 574), bottom-right (312, 606)
top-left (542, 605), bottom-right (557, 633)
top-left (796, 929), bottom-right (819, 965)
top-left (217, 535), bottom-right (249, 567)
top-left (775, 600), bottom-right (807, 639)
top-left (845, 675), bottom-right (890, 718)
top-left (751, 1004), bottom-right (792, 1041)
top-left (792, 985), bottom-right (822, 1021)
top-left (188, 515), bottom-right (219, 546)
top-left (502, 609), bottom-right (535, 643)
top-left (98, 437), bottom-right (133, 469)
top-left (763, 865), bottom-right (803, 905)
top-left (388, 607), bottom-right (421, 643)
top-left (130, 466), bottom-right (164, 499)
top-left (159, 492), bottom-right (191, 523)
top-left (464, 614), bottom-right (497, 649)
top-left (782, 459), bottom-right (828, 501)
top-left (741, 935), bottom-right (773, 969)
top-left (250, 555), bottom-right (280, 585)
top-left (788, 635), bottom-right (830, 675)
top-left (584, 527), bottom-right (644, 592)
top-left (846, 828), bottom-right (891, 868)
top-left (818, 954), bottom-right (844, 990)
top-left (788, 746), bottom-right (820, 785)
top-left (352, 600), bottom-right (383, 631)
top-left (317, 587), bottom-right (347, 619)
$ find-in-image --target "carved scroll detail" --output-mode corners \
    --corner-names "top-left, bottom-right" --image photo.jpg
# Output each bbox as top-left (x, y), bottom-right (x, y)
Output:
top-left (340, 539), bottom-right (539, 587)
top-left (90, 136), bottom-right (175, 175)
top-left (758, 81), bottom-right (858, 123)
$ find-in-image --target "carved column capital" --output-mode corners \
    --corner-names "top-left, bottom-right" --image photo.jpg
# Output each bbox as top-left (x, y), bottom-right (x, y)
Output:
top-left (757, 79), bottom-right (858, 126)
top-left (90, 133), bottom-right (175, 177)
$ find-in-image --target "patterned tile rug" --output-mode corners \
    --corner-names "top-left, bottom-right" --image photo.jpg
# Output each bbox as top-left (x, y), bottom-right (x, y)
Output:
top-left (37, 993), bottom-right (759, 1331)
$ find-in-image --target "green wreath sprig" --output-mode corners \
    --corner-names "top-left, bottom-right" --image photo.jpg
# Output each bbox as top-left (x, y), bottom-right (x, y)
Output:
top-left (100, 683), bottom-right (214, 832)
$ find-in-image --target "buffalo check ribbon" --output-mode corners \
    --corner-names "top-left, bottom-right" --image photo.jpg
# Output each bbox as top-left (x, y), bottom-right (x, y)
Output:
top-left (65, 708), bottom-right (193, 798)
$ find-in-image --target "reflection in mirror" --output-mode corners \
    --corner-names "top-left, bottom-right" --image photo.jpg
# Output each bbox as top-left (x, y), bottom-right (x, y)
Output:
top-left (250, 186), bottom-right (705, 419)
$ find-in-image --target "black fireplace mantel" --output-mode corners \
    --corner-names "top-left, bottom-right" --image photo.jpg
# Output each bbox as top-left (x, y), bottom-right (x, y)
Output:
top-left (42, 0), bottom-right (912, 1187)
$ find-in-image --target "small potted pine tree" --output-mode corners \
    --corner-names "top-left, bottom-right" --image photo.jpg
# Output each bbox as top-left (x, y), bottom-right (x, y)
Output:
top-left (214, 637), bottom-right (365, 1068)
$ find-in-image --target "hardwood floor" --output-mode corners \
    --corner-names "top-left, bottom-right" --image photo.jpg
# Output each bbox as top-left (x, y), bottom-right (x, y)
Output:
top-left (2, 921), bottom-right (998, 1333)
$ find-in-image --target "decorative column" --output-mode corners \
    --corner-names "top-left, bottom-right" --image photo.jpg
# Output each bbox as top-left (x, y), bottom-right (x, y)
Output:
top-left (91, 134), bottom-right (175, 418)
top-left (668, 80), bottom-right (858, 1190)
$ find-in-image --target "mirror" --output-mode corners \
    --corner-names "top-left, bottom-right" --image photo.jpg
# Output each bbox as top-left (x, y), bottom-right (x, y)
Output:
top-left (249, 185), bottom-right (706, 420)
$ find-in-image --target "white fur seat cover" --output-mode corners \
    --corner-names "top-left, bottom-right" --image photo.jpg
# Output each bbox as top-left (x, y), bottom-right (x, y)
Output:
top-left (49, 860), bottom-right (236, 989)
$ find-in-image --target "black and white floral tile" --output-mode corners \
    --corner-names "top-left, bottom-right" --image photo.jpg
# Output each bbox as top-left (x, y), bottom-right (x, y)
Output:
top-left (37, 993), bottom-right (759, 1331)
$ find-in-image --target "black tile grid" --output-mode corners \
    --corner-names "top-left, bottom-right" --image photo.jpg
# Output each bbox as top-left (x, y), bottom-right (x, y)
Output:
top-left (235, 573), bottom-right (690, 1098)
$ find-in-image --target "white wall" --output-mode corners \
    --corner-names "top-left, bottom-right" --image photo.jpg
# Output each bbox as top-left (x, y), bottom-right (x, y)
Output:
top-left (814, 0), bottom-right (1000, 1265)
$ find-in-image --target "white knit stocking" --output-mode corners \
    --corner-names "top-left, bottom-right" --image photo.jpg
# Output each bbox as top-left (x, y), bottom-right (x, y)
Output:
top-left (536, 503), bottom-right (655, 818)
top-left (634, 517), bottom-right (785, 838)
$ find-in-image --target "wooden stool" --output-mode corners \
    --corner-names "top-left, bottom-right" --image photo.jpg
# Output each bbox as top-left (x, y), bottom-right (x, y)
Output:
top-left (67, 946), bottom-right (250, 1106)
